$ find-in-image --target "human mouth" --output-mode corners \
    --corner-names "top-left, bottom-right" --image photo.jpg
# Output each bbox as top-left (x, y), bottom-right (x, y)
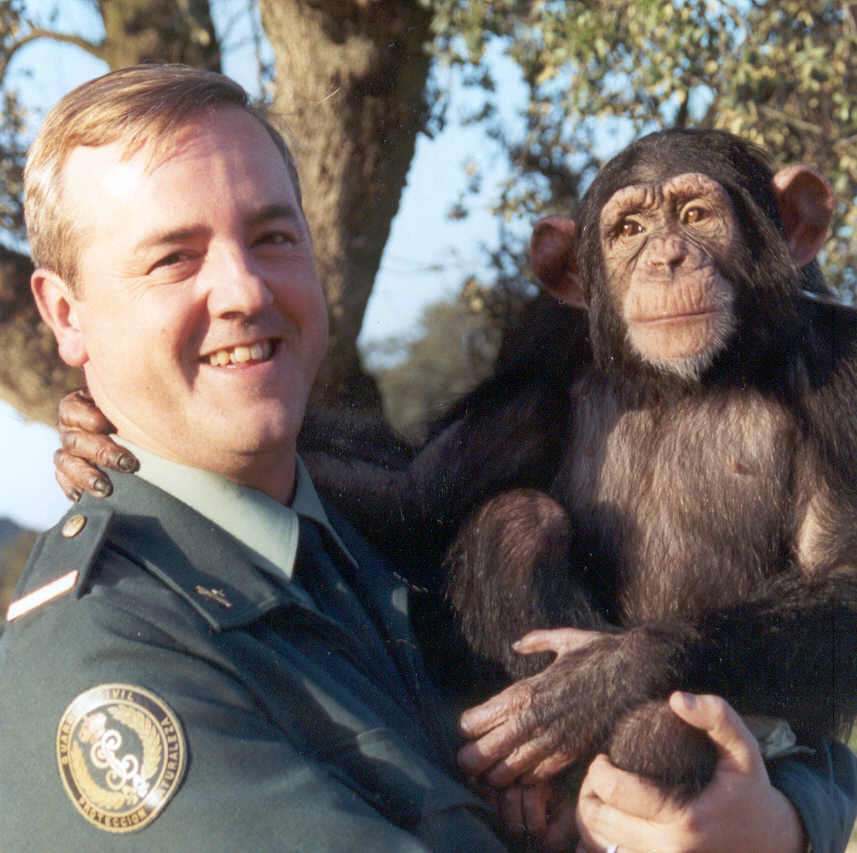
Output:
top-left (203, 339), bottom-right (276, 367)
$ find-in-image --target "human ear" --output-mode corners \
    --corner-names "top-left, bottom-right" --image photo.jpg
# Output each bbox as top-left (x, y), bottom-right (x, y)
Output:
top-left (772, 165), bottom-right (834, 268)
top-left (530, 216), bottom-right (584, 308)
top-left (31, 269), bottom-right (88, 367)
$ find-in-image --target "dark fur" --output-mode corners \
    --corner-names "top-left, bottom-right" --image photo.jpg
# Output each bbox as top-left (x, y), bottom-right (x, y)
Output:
top-left (302, 129), bottom-right (857, 802)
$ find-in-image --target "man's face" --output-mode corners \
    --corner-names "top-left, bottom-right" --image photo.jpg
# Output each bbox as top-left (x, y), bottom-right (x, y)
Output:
top-left (59, 107), bottom-right (328, 485)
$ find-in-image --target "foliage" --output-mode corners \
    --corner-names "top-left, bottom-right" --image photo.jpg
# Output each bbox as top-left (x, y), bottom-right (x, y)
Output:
top-left (425, 0), bottom-right (857, 302)
top-left (367, 294), bottom-right (499, 441)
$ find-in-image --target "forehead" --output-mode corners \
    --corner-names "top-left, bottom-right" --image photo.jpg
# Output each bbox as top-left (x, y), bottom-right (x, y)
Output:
top-left (600, 172), bottom-right (731, 225)
top-left (61, 107), bottom-right (299, 244)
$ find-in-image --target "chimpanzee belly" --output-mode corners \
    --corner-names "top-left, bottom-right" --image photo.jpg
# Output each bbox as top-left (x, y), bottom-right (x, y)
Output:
top-left (556, 377), bottom-right (796, 624)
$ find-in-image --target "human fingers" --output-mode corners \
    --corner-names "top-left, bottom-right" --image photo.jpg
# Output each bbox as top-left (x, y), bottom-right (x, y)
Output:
top-left (60, 427), bottom-right (138, 474)
top-left (513, 627), bottom-right (603, 657)
top-left (576, 778), bottom-right (662, 853)
top-left (54, 449), bottom-right (113, 498)
top-left (669, 692), bottom-right (762, 776)
top-left (58, 388), bottom-right (115, 433)
top-left (580, 754), bottom-right (670, 822)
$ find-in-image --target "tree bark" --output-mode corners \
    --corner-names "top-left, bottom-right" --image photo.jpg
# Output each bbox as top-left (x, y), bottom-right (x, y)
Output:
top-left (260, 0), bottom-right (434, 407)
top-left (0, 0), bottom-right (220, 425)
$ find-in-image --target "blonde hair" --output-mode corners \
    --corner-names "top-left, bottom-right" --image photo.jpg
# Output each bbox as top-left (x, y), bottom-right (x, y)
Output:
top-left (24, 64), bottom-right (301, 291)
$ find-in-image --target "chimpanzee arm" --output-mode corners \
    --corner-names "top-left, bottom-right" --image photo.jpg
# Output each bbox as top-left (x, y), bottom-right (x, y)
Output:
top-left (304, 375), bottom-right (572, 575)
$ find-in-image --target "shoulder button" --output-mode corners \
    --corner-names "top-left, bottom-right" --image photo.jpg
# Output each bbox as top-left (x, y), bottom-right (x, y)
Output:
top-left (62, 514), bottom-right (87, 539)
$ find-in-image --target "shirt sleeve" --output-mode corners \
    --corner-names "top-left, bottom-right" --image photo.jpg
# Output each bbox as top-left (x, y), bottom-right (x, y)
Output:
top-left (769, 740), bottom-right (857, 853)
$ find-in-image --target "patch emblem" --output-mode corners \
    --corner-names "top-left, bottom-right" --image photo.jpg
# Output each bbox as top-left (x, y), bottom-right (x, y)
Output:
top-left (56, 684), bottom-right (186, 834)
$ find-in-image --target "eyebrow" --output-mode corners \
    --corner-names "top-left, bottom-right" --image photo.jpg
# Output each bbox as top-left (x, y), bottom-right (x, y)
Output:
top-left (134, 203), bottom-right (303, 253)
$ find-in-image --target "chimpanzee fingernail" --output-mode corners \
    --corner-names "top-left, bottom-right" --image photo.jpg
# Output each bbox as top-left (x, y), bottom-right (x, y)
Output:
top-left (118, 454), bottom-right (137, 472)
top-left (93, 478), bottom-right (111, 496)
top-left (68, 488), bottom-right (82, 503)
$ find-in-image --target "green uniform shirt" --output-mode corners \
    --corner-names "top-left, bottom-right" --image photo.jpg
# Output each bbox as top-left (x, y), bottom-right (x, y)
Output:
top-left (0, 469), bottom-right (504, 851)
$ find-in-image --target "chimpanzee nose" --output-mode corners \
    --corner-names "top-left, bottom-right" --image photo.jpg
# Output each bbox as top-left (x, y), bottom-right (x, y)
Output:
top-left (647, 235), bottom-right (688, 272)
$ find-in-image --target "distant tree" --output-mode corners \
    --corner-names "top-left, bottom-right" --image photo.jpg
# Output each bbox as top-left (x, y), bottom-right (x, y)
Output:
top-left (368, 287), bottom-right (500, 441)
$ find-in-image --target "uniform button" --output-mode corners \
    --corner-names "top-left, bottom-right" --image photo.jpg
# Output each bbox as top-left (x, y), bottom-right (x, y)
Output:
top-left (62, 514), bottom-right (87, 538)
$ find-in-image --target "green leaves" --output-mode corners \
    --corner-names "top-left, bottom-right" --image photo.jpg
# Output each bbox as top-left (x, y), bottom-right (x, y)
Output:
top-left (425, 0), bottom-right (857, 295)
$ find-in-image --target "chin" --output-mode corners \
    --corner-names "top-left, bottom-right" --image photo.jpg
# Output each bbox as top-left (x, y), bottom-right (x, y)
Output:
top-left (629, 314), bottom-right (734, 382)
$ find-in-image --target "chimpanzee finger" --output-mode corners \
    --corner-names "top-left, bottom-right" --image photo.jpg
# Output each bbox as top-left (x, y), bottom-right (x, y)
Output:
top-left (459, 682), bottom-right (533, 738)
top-left (60, 427), bottom-right (138, 473)
top-left (55, 467), bottom-right (82, 503)
top-left (498, 786), bottom-right (526, 836)
top-left (458, 717), bottom-right (530, 777)
top-left (514, 627), bottom-right (603, 657)
top-left (521, 783), bottom-right (550, 838)
top-left (543, 796), bottom-right (579, 852)
top-left (483, 731), bottom-right (563, 788)
top-left (58, 388), bottom-right (115, 433)
top-left (53, 449), bottom-right (113, 498)
top-left (520, 749), bottom-right (576, 785)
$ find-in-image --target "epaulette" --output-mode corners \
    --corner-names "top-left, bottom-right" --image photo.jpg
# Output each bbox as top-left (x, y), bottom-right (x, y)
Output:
top-left (5, 505), bottom-right (114, 623)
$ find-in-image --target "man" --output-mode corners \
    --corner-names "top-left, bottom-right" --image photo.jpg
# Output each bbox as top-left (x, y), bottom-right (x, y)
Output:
top-left (1, 64), bottom-right (854, 852)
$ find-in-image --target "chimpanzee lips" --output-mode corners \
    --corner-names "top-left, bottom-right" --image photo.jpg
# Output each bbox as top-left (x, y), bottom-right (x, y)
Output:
top-left (633, 309), bottom-right (719, 325)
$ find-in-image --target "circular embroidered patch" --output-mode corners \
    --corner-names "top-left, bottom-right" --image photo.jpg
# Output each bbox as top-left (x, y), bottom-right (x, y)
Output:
top-left (56, 684), bottom-right (187, 834)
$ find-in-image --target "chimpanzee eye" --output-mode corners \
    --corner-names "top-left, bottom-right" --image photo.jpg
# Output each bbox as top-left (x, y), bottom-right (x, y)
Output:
top-left (683, 206), bottom-right (709, 225)
top-left (620, 219), bottom-right (643, 237)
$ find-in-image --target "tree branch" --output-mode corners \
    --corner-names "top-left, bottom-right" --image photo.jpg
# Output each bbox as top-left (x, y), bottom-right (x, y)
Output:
top-left (0, 27), bottom-right (105, 82)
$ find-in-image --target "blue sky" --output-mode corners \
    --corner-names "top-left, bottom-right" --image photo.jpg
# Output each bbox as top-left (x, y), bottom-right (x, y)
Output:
top-left (0, 2), bottom-right (529, 530)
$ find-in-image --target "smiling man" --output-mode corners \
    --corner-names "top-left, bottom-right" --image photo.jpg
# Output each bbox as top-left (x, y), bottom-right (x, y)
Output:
top-left (2, 64), bottom-right (855, 853)
top-left (0, 65), bottom-right (507, 851)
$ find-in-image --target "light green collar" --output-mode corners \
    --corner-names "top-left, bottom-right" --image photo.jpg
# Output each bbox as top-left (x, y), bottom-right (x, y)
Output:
top-left (117, 440), bottom-right (357, 579)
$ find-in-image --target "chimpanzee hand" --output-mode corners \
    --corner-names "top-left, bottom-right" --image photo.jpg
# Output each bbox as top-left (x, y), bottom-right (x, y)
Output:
top-left (55, 388), bottom-right (138, 500)
top-left (457, 626), bottom-right (679, 788)
top-left (457, 627), bottom-right (623, 786)
top-left (495, 780), bottom-right (580, 852)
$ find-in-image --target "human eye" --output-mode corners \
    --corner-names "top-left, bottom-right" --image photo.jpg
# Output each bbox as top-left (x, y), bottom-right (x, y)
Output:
top-left (254, 229), bottom-right (299, 248)
top-left (148, 251), bottom-right (194, 274)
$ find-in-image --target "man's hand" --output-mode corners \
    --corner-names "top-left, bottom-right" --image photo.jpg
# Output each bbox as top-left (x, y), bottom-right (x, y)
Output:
top-left (575, 692), bottom-right (807, 853)
top-left (55, 388), bottom-right (137, 500)
top-left (457, 627), bottom-right (614, 787)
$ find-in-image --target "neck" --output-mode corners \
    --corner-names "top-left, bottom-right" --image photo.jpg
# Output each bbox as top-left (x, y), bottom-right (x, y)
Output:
top-left (116, 433), bottom-right (298, 505)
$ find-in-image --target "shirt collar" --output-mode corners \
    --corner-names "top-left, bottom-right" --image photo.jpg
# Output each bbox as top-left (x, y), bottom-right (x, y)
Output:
top-left (117, 440), bottom-right (357, 578)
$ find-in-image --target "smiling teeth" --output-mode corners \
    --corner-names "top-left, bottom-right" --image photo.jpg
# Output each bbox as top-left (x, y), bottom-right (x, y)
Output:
top-left (207, 340), bottom-right (273, 366)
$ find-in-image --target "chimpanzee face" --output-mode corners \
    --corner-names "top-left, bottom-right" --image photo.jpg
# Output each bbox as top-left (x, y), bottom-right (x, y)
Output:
top-left (599, 172), bottom-right (740, 381)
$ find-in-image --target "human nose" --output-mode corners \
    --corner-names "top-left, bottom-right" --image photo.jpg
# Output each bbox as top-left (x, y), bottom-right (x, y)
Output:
top-left (204, 246), bottom-right (273, 318)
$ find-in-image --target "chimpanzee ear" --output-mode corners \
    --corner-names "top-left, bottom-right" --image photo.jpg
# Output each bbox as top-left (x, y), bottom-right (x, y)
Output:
top-left (530, 216), bottom-right (584, 308)
top-left (772, 165), bottom-right (834, 268)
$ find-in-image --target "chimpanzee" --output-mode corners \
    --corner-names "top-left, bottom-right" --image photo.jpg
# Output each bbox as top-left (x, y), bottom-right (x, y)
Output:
top-left (55, 129), bottom-right (857, 806)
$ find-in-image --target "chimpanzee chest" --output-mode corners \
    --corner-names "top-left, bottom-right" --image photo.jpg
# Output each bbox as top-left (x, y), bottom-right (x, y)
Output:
top-left (557, 380), bottom-right (797, 623)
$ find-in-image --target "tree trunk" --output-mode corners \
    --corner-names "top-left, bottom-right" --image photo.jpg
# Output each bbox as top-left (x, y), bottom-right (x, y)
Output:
top-left (0, 0), bottom-right (220, 424)
top-left (97, 0), bottom-right (221, 69)
top-left (260, 0), bottom-right (434, 408)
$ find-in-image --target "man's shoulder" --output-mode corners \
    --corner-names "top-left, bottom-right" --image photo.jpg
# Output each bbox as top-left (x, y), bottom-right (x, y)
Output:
top-left (4, 501), bottom-right (116, 625)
